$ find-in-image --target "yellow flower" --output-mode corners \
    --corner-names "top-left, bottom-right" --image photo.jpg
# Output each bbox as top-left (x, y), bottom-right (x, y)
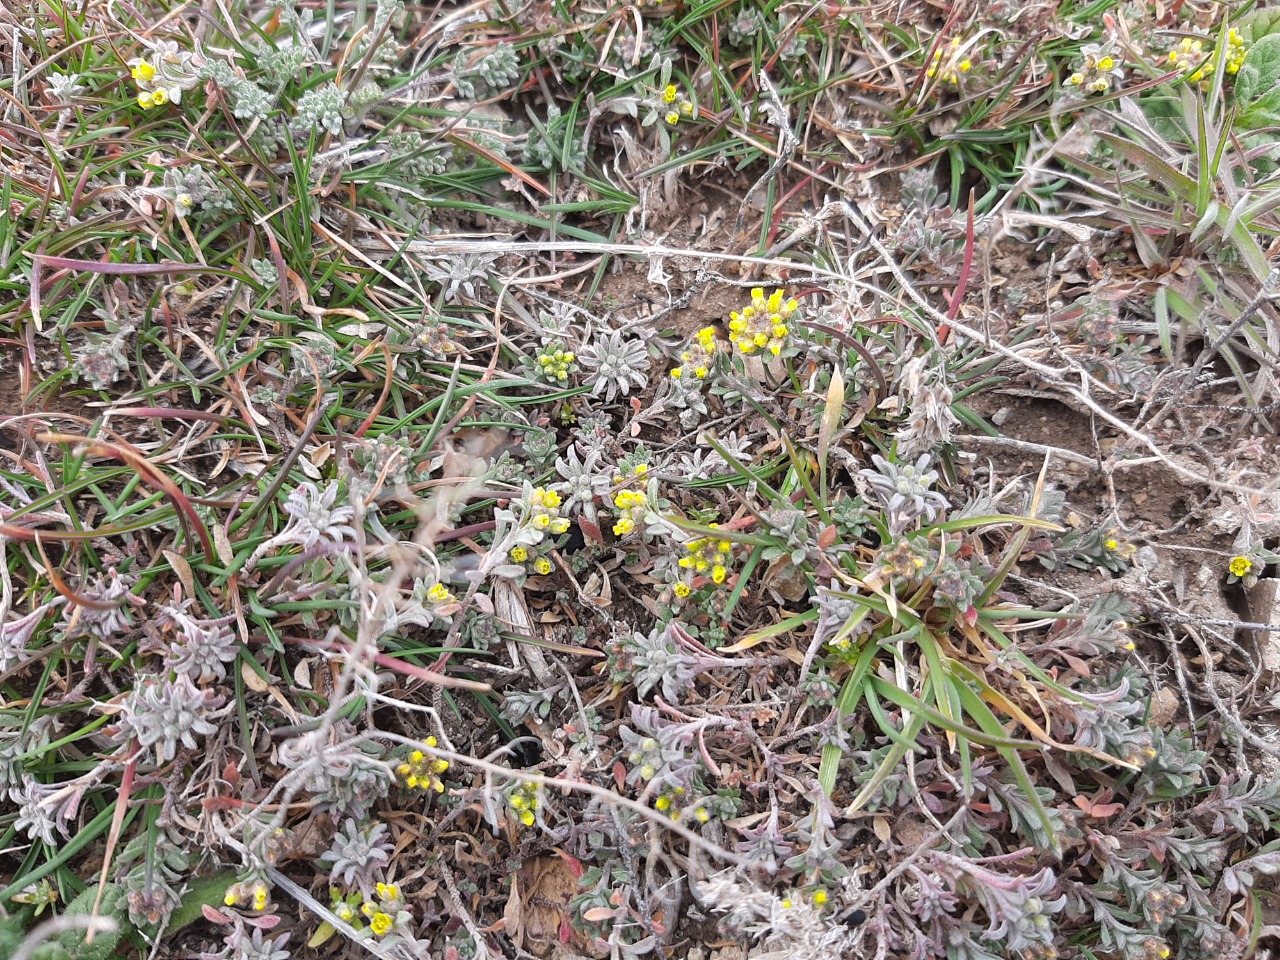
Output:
top-left (671, 366), bottom-right (683, 378)
top-left (251, 882), bottom-right (269, 911)
top-left (680, 100), bottom-right (694, 117)
top-left (693, 807), bottom-right (709, 822)
top-left (131, 60), bottom-right (157, 82)
top-left (371, 912), bottom-right (394, 937)
top-left (665, 110), bottom-right (680, 125)
top-left (542, 490), bottom-right (562, 509)
top-left (655, 795), bottom-right (671, 810)
top-left (1229, 555), bottom-right (1253, 578)
top-left (812, 889), bottom-right (827, 906)
top-left (1098, 56), bottom-right (1114, 71)
top-left (550, 517), bottom-right (570, 534)
top-left (1067, 72), bottom-right (1084, 85)
top-left (376, 882), bottom-right (400, 901)
top-left (137, 90), bottom-right (156, 108)
top-left (510, 546), bottom-right (528, 563)
top-left (663, 84), bottom-right (678, 102)
top-left (151, 88), bottom-right (169, 106)
top-left (727, 287), bottom-right (798, 356)
top-left (711, 565), bottom-right (726, 584)
top-left (399, 738), bottom-right (448, 792)
top-left (673, 582), bottom-right (691, 598)
top-left (533, 557), bottom-right (553, 575)
top-left (520, 809), bottom-right (535, 826)
top-left (427, 583), bottom-right (454, 604)
top-left (613, 517), bottom-right (634, 536)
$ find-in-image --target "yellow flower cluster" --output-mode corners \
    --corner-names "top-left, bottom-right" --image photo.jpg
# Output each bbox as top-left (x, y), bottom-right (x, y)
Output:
top-left (1229, 555), bottom-right (1253, 578)
top-left (508, 782), bottom-right (540, 826)
top-left (359, 890), bottom-right (401, 937)
top-left (509, 544), bottom-right (553, 574)
top-left (528, 487), bottom-right (571, 535)
top-left (612, 488), bottom-right (648, 537)
top-left (660, 83), bottom-right (695, 126)
top-left (670, 326), bottom-right (720, 379)
top-left (397, 736), bottom-right (450, 793)
top-left (1225, 28), bottom-right (1248, 74)
top-left (1167, 31), bottom-right (1246, 83)
top-left (654, 786), bottom-right (710, 822)
top-left (781, 888), bottom-right (829, 909)
top-left (128, 54), bottom-right (193, 108)
top-left (610, 464), bottom-right (650, 536)
top-left (728, 288), bottom-right (798, 357)
top-left (130, 60), bottom-right (167, 108)
top-left (224, 879), bottom-right (271, 912)
top-left (926, 38), bottom-right (972, 85)
top-left (536, 345), bottom-right (575, 383)
top-left (1066, 42), bottom-right (1124, 94)
top-left (426, 582), bottom-right (454, 605)
top-left (1103, 534), bottom-right (1137, 562)
top-left (677, 525), bottom-right (732, 584)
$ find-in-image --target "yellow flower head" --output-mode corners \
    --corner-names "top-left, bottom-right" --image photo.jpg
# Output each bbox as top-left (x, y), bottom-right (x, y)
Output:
top-left (663, 84), bottom-right (678, 103)
top-left (376, 882), bottom-right (400, 902)
top-left (665, 110), bottom-right (680, 126)
top-left (533, 557), bottom-right (553, 575)
top-left (1229, 555), bottom-right (1253, 578)
top-left (427, 583), bottom-right (454, 604)
top-left (727, 288), bottom-right (799, 357)
top-left (151, 88), bottom-right (169, 106)
top-left (673, 582), bottom-right (691, 598)
top-left (131, 60), bottom-right (157, 82)
top-left (510, 546), bottom-right (528, 563)
top-left (137, 90), bottom-right (156, 108)
top-left (399, 738), bottom-right (448, 792)
top-left (371, 912), bottom-right (394, 937)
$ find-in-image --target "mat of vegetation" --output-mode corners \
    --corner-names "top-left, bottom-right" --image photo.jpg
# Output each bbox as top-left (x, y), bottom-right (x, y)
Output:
top-left (3, 0), bottom-right (1280, 958)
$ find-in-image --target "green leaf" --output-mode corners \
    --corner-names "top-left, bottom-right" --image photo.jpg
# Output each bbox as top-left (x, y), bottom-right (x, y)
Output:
top-left (1236, 35), bottom-right (1280, 127)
